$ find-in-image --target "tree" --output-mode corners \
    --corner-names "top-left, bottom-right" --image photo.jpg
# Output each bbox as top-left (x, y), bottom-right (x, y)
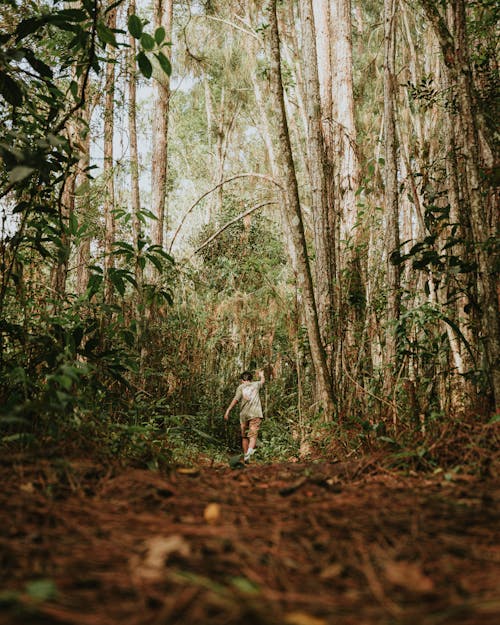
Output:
top-left (103, 3), bottom-right (117, 304)
top-left (299, 0), bottom-right (336, 384)
top-left (418, 0), bottom-right (500, 409)
top-left (383, 0), bottom-right (401, 401)
top-left (151, 0), bottom-right (173, 251)
top-left (265, 0), bottom-right (335, 419)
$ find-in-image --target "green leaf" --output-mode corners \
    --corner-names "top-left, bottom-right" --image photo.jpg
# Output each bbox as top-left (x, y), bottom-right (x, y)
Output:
top-left (0, 71), bottom-right (23, 106)
top-left (136, 51), bottom-right (152, 79)
top-left (140, 33), bottom-right (155, 51)
top-left (58, 9), bottom-right (88, 22)
top-left (112, 241), bottom-right (135, 253)
top-left (488, 413), bottom-right (500, 424)
top-left (229, 454), bottom-right (245, 469)
top-left (9, 166), bottom-right (35, 183)
top-left (15, 17), bottom-right (44, 41)
top-left (69, 80), bottom-right (79, 101)
top-left (68, 213), bottom-right (78, 236)
top-left (155, 51), bottom-right (172, 76)
top-left (146, 253), bottom-right (164, 273)
top-left (96, 21), bottom-right (117, 47)
top-left (160, 290), bottom-right (173, 305)
top-left (139, 208), bottom-right (158, 220)
top-left (25, 579), bottom-right (57, 602)
top-left (154, 26), bottom-right (166, 45)
top-left (86, 273), bottom-right (102, 298)
top-left (128, 14), bottom-right (143, 39)
top-left (57, 375), bottom-right (73, 391)
top-left (230, 576), bottom-right (260, 595)
top-left (74, 179), bottom-right (90, 196)
top-left (109, 269), bottom-right (125, 296)
top-left (23, 50), bottom-right (53, 78)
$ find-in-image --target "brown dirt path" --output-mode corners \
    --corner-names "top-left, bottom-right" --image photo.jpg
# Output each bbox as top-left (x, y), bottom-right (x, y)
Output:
top-left (0, 457), bottom-right (499, 625)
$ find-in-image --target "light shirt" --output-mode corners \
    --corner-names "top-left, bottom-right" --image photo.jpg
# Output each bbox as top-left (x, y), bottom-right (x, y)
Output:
top-left (234, 380), bottom-right (264, 422)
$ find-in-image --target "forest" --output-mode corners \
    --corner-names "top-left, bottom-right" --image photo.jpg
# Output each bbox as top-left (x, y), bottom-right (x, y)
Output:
top-left (0, 1), bottom-right (498, 624)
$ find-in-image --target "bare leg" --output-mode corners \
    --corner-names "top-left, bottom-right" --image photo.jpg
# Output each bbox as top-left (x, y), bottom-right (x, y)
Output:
top-left (247, 419), bottom-right (261, 453)
top-left (240, 423), bottom-right (249, 454)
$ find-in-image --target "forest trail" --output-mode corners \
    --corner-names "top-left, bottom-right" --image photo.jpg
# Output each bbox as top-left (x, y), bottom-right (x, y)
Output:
top-left (1, 457), bottom-right (499, 625)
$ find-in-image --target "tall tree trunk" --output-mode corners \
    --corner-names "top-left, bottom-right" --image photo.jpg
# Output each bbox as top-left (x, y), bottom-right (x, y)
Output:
top-left (75, 105), bottom-right (91, 296)
top-left (331, 0), bottom-right (360, 243)
top-left (383, 0), bottom-right (401, 400)
top-left (299, 0), bottom-right (335, 381)
top-left (266, 0), bottom-right (335, 419)
top-left (418, 0), bottom-right (500, 409)
top-left (103, 5), bottom-right (117, 304)
top-left (330, 0), bottom-right (365, 406)
top-left (51, 173), bottom-right (74, 299)
top-left (128, 0), bottom-right (141, 265)
top-left (52, 0), bottom-right (88, 299)
top-left (203, 75), bottom-right (214, 223)
top-left (151, 0), bottom-right (173, 250)
top-left (128, 0), bottom-right (145, 369)
top-left (312, 0), bottom-right (339, 383)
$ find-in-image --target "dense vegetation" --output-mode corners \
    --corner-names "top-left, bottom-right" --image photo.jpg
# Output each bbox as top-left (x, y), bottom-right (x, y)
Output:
top-left (0, 0), bottom-right (498, 470)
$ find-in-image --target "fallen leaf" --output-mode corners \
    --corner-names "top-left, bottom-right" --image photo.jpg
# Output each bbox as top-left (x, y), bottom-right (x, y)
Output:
top-left (131, 535), bottom-right (190, 582)
top-left (230, 576), bottom-right (260, 595)
top-left (384, 560), bottom-right (434, 593)
top-left (177, 467), bottom-right (199, 476)
top-left (319, 563), bottom-right (343, 579)
top-left (279, 477), bottom-right (308, 496)
top-left (20, 482), bottom-right (35, 494)
top-left (204, 502), bottom-right (221, 525)
top-left (284, 611), bottom-right (327, 625)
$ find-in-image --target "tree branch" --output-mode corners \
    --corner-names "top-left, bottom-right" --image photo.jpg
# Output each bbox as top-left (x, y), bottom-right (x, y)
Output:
top-left (168, 173), bottom-right (283, 253)
top-left (190, 200), bottom-right (277, 258)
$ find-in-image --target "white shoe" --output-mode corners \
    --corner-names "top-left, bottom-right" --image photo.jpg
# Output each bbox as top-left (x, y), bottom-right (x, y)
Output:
top-left (244, 448), bottom-right (256, 462)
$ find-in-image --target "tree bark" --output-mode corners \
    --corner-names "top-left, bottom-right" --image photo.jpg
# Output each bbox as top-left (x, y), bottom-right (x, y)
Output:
top-left (331, 0), bottom-right (360, 242)
top-left (418, 0), bottom-right (500, 409)
top-left (265, 0), bottom-right (335, 419)
top-left (299, 0), bottom-right (335, 378)
top-left (151, 0), bottom-right (173, 250)
top-left (128, 0), bottom-right (146, 371)
top-left (103, 5), bottom-right (117, 304)
top-left (75, 105), bottom-right (91, 296)
top-left (383, 0), bottom-right (401, 396)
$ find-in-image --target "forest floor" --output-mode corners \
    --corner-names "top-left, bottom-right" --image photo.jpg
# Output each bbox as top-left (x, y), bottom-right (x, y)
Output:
top-left (0, 453), bottom-right (499, 625)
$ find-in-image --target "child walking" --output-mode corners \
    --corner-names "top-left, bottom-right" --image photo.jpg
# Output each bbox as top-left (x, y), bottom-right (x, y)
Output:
top-left (224, 369), bottom-right (265, 462)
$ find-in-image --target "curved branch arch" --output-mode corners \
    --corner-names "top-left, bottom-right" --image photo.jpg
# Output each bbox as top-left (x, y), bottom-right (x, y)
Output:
top-left (168, 173), bottom-right (283, 253)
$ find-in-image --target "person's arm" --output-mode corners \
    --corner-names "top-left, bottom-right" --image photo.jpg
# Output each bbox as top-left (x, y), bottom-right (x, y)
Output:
top-left (258, 369), bottom-right (265, 385)
top-left (224, 396), bottom-right (239, 421)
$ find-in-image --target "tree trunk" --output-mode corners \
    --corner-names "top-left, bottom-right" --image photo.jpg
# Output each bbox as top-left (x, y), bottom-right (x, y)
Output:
top-left (128, 0), bottom-right (146, 369)
top-left (383, 0), bottom-right (401, 400)
top-left (151, 0), bottom-right (173, 250)
top-left (75, 105), bottom-right (91, 296)
top-left (418, 0), bottom-right (500, 409)
top-left (331, 0), bottom-right (360, 243)
top-left (51, 168), bottom-right (74, 299)
top-left (330, 0), bottom-right (366, 405)
top-left (103, 5), bottom-right (117, 304)
top-left (299, 0), bottom-right (335, 380)
top-left (266, 0), bottom-right (335, 419)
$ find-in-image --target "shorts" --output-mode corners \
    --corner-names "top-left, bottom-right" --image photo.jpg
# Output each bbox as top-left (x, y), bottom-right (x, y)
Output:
top-left (241, 417), bottom-right (262, 439)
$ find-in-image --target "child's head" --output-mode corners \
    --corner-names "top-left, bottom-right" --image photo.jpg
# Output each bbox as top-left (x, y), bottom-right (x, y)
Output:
top-left (240, 371), bottom-right (253, 382)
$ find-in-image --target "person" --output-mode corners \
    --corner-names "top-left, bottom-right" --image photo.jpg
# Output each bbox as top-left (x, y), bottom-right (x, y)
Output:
top-left (224, 369), bottom-right (265, 462)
